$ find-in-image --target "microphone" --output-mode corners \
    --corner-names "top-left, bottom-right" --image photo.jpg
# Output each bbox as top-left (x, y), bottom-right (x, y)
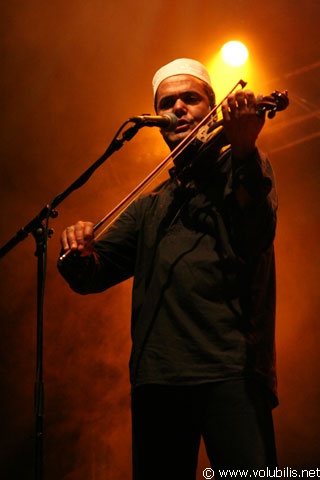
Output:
top-left (130, 113), bottom-right (178, 131)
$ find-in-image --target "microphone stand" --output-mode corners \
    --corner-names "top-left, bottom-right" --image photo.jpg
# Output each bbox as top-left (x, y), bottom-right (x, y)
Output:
top-left (0, 119), bottom-right (142, 480)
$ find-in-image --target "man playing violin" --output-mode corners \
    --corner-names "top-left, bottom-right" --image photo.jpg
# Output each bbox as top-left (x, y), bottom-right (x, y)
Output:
top-left (58, 58), bottom-right (278, 479)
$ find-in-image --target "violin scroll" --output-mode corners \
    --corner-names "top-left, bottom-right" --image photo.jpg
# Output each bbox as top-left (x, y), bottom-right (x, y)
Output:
top-left (256, 90), bottom-right (289, 119)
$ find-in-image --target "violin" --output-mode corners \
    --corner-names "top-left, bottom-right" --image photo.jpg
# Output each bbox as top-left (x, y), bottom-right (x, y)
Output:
top-left (172, 89), bottom-right (289, 179)
top-left (198, 89), bottom-right (288, 144)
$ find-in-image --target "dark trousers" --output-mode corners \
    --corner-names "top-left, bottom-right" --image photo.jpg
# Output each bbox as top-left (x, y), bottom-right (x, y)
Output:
top-left (131, 379), bottom-right (277, 480)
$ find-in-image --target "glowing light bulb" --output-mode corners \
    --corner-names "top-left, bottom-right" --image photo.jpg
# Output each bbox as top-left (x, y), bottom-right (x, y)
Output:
top-left (221, 41), bottom-right (249, 67)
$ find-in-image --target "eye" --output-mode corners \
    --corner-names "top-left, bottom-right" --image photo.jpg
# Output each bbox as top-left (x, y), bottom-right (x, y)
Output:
top-left (181, 92), bottom-right (201, 104)
top-left (158, 96), bottom-right (176, 110)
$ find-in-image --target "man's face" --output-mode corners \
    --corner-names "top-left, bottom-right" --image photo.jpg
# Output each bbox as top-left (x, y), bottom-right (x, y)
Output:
top-left (155, 74), bottom-right (212, 151)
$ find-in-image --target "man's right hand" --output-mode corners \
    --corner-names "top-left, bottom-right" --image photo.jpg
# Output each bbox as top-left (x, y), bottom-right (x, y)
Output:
top-left (60, 221), bottom-right (95, 256)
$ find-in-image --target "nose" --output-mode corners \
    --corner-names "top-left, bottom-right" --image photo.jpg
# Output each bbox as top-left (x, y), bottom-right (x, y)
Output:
top-left (172, 98), bottom-right (187, 117)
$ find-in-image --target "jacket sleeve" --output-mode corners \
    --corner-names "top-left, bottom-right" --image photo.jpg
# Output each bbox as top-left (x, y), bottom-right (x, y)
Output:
top-left (227, 148), bottom-right (278, 258)
top-left (57, 202), bottom-right (139, 294)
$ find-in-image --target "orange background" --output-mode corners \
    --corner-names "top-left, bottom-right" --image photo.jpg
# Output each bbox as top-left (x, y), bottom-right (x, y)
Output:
top-left (1, 1), bottom-right (319, 478)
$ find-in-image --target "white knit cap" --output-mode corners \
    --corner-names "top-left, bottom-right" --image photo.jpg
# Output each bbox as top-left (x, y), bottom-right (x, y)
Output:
top-left (152, 58), bottom-right (212, 97)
